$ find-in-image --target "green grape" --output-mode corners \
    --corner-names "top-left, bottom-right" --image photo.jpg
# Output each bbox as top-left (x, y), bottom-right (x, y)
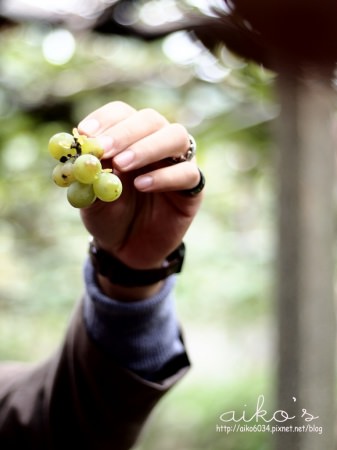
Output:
top-left (52, 160), bottom-right (76, 187)
top-left (73, 154), bottom-right (102, 184)
top-left (67, 181), bottom-right (96, 208)
top-left (48, 132), bottom-right (76, 160)
top-left (93, 172), bottom-right (122, 202)
top-left (81, 137), bottom-right (104, 159)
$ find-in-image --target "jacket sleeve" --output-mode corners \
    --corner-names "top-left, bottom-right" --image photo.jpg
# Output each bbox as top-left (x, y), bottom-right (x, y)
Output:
top-left (0, 300), bottom-right (190, 450)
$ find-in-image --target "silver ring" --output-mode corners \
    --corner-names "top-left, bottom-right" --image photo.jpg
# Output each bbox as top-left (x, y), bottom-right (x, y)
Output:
top-left (170, 134), bottom-right (196, 164)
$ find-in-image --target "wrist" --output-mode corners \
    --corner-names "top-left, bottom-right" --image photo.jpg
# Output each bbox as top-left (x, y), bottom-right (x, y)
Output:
top-left (88, 239), bottom-right (185, 298)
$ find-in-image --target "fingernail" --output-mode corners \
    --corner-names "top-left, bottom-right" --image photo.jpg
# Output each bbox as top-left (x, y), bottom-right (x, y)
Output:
top-left (134, 175), bottom-right (153, 190)
top-left (78, 118), bottom-right (100, 135)
top-left (96, 135), bottom-right (114, 152)
top-left (114, 150), bottom-right (134, 168)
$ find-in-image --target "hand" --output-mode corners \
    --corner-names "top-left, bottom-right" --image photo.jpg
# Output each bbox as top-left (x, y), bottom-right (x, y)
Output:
top-left (77, 102), bottom-right (203, 296)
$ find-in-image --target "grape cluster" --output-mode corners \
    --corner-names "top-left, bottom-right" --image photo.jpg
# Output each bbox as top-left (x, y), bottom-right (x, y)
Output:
top-left (48, 129), bottom-right (122, 208)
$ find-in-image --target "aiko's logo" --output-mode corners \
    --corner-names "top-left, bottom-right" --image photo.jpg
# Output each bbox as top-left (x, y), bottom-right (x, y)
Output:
top-left (219, 395), bottom-right (319, 424)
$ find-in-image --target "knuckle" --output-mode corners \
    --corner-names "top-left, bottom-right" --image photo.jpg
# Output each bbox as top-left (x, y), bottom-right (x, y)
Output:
top-left (187, 165), bottom-right (201, 186)
top-left (139, 108), bottom-right (167, 127)
top-left (171, 122), bottom-right (188, 135)
top-left (107, 101), bottom-right (136, 114)
top-left (192, 168), bottom-right (200, 185)
top-left (170, 123), bottom-right (189, 147)
top-left (113, 127), bottom-right (133, 151)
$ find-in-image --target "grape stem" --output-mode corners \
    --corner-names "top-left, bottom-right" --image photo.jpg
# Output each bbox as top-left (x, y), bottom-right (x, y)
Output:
top-left (71, 140), bottom-right (82, 156)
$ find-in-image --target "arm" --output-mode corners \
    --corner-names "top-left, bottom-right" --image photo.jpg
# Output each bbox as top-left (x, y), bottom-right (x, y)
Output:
top-left (83, 261), bottom-right (189, 382)
top-left (0, 101), bottom-right (203, 449)
top-left (0, 293), bottom-right (189, 450)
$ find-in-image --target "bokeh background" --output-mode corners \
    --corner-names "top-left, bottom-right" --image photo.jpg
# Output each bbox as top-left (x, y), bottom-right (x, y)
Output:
top-left (0, 1), bottom-right (279, 449)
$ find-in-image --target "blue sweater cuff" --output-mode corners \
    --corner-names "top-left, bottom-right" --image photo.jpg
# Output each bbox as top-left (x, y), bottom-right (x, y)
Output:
top-left (83, 259), bottom-right (186, 381)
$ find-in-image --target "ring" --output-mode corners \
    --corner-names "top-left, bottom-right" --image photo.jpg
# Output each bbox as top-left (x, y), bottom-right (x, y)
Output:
top-left (181, 168), bottom-right (206, 197)
top-left (170, 134), bottom-right (196, 164)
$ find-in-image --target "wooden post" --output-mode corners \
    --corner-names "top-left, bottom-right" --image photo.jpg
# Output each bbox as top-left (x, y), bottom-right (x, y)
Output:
top-left (275, 69), bottom-right (336, 450)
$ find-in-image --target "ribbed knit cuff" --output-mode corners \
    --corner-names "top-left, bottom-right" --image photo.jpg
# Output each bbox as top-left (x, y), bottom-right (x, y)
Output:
top-left (83, 259), bottom-right (187, 381)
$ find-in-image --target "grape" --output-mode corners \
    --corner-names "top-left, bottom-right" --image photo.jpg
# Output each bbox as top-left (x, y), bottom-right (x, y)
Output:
top-left (49, 129), bottom-right (122, 208)
top-left (67, 181), bottom-right (96, 208)
top-left (48, 132), bottom-right (76, 160)
top-left (73, 154), bottom-right (102, 184)
top-left (81, 137), bottom-right (104, 159)
top-left (52, 160), bottom-right (76, 187)
top-left (93, 172), bottom-right (122, 202)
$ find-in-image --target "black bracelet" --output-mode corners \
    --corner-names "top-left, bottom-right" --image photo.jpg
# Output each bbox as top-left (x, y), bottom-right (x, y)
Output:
top-left (89, 239), bottom-right (185, 287)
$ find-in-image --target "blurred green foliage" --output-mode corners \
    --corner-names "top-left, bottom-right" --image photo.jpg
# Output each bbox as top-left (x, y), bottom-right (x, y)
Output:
top-left (0, 11), bottom-right (278, 449)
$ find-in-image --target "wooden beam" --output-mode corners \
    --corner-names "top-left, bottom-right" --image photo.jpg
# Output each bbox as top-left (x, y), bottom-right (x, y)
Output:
top-left (275, 69), bottom-right (336, 450)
